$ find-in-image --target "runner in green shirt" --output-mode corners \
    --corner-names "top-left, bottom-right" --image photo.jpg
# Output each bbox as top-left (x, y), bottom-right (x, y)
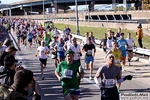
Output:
top-left (55, 50), bottom-right (84, 100)
top-left (43, 31), bottom-right (50, 47)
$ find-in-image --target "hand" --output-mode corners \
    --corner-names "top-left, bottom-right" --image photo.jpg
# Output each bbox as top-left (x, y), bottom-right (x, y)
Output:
top-left (35, 54), bottom-right (37, 57)
top-left (15, 66), bottom-right (24, 72)
top-left (58, 77), bottom-right (63, 81)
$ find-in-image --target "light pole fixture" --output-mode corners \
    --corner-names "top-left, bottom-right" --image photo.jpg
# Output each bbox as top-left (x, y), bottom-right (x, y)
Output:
top-left (75, 0), bottom-right (80, 35)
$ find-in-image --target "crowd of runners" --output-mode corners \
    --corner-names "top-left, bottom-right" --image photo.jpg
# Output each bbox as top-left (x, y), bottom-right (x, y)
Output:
top-left (0, 17), bottom-right (137, 100)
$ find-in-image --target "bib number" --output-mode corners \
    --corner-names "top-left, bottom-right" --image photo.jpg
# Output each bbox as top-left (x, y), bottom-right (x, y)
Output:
top-left (64, 69), bottom-right (73, 78)
top-left (104, 79), bottom-right (116, 88)
top-left (87, 50), bottom-right (92, 55)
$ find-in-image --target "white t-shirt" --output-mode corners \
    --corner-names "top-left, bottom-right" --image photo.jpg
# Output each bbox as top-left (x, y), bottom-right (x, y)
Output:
top-left (106, 37), bottom-right (114, 50)
top-left (83, 37), bottom-right (88, 45)
top-left (126, 38), bottom-right (134, 50)
top-left (37, 46), bottom-right (49, 59)
top-left (69, 44), bottom-right (80, 60)
top-left (66, 40), bottom-right (72, 50)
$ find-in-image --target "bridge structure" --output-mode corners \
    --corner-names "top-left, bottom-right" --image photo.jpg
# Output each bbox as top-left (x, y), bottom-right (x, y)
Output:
top-left (0, 0), bottom-right (137, 16)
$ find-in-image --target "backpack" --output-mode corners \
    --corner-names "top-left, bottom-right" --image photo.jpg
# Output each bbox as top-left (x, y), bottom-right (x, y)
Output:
top-left (0, 84), bottom-right (24, 100)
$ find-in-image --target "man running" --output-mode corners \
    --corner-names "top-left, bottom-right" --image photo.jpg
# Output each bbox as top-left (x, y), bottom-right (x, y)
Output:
top-left (117, 33), bottom-right (129, 71)
top-left (35, 40), bottom-right (50, 80)
top-left (69, 37), bottom-right (82, 85)
top-left (49, 35), bottom-right (59, 67)
top-left (94, 54), bottom-right (133, 100)
top-left (55, 50), bottom-right (84, 100)
top-left (126, 33), bottom-right (135, 66)
top-left (82, 37), bottom-right (96, 80)
top-left (105, 40), bottom-right (122, 92)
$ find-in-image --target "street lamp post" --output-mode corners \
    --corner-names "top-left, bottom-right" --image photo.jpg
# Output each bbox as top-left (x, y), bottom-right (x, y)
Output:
top-left (75, 0), bottom-right (80, 35)
top-left (43, 0), bottom-right (45, 20)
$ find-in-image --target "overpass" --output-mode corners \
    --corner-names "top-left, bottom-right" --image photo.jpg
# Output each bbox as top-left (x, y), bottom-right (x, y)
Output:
top-left (1, 0), bottom-right (137, 16)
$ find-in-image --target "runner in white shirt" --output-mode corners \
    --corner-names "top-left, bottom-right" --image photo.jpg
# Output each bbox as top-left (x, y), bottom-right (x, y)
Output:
top-left (35, 40), bottom-right (50, 80)
top-left (64, 34), bottom-right (73, 51)
top-left (126, 33), bottom-right (135, 66)
top-left (69, 37), bottom-right (83, 85)
top-left (82, 32), bottom-right (89, 45)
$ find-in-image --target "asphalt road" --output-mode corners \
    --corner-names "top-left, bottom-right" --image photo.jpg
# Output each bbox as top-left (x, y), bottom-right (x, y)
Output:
top-left (10, 32), bottom-right (150, 100)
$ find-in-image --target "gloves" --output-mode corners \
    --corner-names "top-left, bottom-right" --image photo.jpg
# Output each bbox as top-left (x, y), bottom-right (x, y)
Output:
top-left (124, 75), bottom-right (133, 80)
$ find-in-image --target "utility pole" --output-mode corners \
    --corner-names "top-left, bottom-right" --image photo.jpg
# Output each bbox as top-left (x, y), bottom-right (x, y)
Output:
top-left (75, 0), bottom-right (80, 35)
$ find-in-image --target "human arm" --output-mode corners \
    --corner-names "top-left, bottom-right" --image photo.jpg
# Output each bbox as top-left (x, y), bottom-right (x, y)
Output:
top-left (104, 50), bottom-right (112, 60)
top-left (35, 49), bottom-right (39, 57)
top-left (94, 67), bottom-right (102, 86)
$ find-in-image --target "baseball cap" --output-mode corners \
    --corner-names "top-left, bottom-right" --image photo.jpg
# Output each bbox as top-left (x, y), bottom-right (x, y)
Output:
top-left (65, 50), bottom-right (74, 56)
top-left (8, 46), bottom-right (18, 51)
top-left (4, 55), bottom-right (18, 65)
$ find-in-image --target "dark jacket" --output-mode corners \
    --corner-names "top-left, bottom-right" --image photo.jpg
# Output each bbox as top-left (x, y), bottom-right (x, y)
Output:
top-left (0, 66), bottom-right (15, 86)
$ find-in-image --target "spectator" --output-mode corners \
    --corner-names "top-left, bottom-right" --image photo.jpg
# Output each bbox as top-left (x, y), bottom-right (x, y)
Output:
top-left (136, 23), bottom-right (143, 48)
top-left (0, 54), bottom-right (17, 86)
top-left (10, 69), bottom-right (34, 99)
top-left (0, 46), bottom-right (18, 66)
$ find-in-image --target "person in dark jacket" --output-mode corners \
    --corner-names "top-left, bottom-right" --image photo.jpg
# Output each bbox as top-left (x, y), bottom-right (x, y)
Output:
top-left (0, 46), bottom-right (17, 66)
top-left (0, 54), bottom-right (18, 86)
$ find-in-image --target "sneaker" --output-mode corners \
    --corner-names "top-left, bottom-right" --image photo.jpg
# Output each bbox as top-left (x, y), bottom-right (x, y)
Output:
top-left (128, 62), bottom-right (131, 66)
top-left (89, 76), bottom-right (92, 80)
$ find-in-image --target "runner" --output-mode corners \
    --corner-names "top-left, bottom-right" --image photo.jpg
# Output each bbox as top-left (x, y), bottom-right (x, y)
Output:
top-left (64, 34), bottom-right (73, 51)
top-left (82, 37), bottom-right (96, 80)
top-left (105, 40), bottom-right (122, 92)
top-left (54, 37), bottom-right (65, 62)
top-left (55, 50), bottom-right (84, 100)
top-left (27, 31), bottom-right (33, 50)
top-left (82, 32), bottom-right (89, 45)
top-left (16, 28), bottom-right (21, 46)
top-left (117, 33), bottom-right (129, 71)
top-left (126, 32), bottom-right (135, 66)
top-left (94, 54), bottom-right (133, 100)
top-left (106, 30), bottom-right (116, 52)
top-left (89, 31), bottom-right (96, 45)
top-left (35, 40), bottom-right (50, 80)
top-left (69, 37), bottom-right (83, 85)
top-left (43, 31), bottom-right (50, 48)
top-left (100, 33), bottom-right (107, 53)
top-left (49, 35), bottom-right (59, 67)
top-left (115, 27), bottom-right (121, 40)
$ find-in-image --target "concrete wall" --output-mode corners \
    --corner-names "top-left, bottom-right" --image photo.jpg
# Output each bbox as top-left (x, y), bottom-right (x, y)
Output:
top-left (52, 20), bottom-right (150, 31)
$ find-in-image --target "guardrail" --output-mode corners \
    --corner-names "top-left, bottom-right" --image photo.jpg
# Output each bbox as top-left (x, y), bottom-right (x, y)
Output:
top-left (53, 18), bottom-right (138, 23)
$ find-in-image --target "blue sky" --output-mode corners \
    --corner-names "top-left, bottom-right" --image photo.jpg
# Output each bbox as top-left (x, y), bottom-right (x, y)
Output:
top-left (1, 0), bottom-right (21, 4)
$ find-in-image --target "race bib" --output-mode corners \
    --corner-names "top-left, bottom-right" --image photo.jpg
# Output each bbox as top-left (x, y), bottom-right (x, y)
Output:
top-left (114, 60), bottom-right (120, 64)
top-left (104, 79), bottom-right (116, 88)
top-left (75, 52), bottom-right (80, 57)
top-left (59, 47), bottom-right (63, 51)
top-left (64, 69), bottom-right (73, 78)
top-left (87, 50), bottom-right (92, 55)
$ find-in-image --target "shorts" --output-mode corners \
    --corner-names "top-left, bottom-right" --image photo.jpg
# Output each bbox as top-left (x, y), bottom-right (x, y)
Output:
top-left (39, 58), bottom-right (47, 65)
top-left (85, 56), bottom-right (94, 64)
top-left (119, 67), bottom-right (122, 70)
top-left (57, 51), bottom-right (65, 59)
top-left (126, 50), bottom-right (133, 53)
top-left (28, 39), bottom-right (32, 43)
top-left (51, 52), bottom-right (57, 59)
top-left (62, 89), bottom-right (80, 96)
